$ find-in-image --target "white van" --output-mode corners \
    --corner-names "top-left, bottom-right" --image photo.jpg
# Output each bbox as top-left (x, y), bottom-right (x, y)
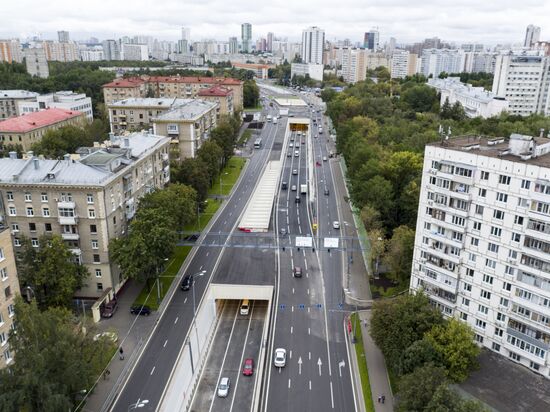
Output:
top-left (240, 299), bottom-right (250, 315)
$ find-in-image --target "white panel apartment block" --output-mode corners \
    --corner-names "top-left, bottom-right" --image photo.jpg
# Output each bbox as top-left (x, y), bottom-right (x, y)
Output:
top-left (410, 133), bottom-right (550, 378)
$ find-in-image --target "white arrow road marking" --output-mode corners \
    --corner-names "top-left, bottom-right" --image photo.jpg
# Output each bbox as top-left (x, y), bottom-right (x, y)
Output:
top-left (298, 357), bottom-right (303, 375)
top-left (318, 358), bottom-right (323, 376)
top-left (338, 360), bottom-right (346, 377)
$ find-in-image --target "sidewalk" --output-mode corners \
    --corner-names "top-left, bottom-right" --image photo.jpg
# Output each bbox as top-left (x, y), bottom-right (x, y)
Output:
top-left (359, 311), bottom-right (394, 412)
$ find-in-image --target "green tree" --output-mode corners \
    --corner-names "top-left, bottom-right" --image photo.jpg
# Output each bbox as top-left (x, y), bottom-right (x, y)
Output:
top-left (360, 205), bottom-right (383, 231)
top-left (367, 229), bottom-right (386, 274)
top-left (370, 293), bottom-right (444, 373)
top-left (197, 140), bottom-right (224, 183)
top-left (17, 235), bottom-right (87, 310)
top-left (401, 338), bottom-right (443, 375)
top-left (425, 318), bottom-right (481, 382)
top-left (426, 385), bottom-right (488, 412)
top-left (243, 80), bottom-right (260, 108)
top-left (383, 225), bottom-right (416, 284)
top-left (440, 97), bottom-right (453, 119)
top-left (171, 158), bottom-right (211, 203)
top-left (451, 101), bottom-right (466, 121)
top-left (397, 364), bottom-right (448, 412)
top-left (356, 175), bottom-right (394, 227)
top-left (139, 183), bottom-right (197, 230)
top-left (211, 117), bottom-right (239, 162)
top-left (0, 298), bottom-right (113, 412)
top-left (401, 84), bottom-right (439, 112)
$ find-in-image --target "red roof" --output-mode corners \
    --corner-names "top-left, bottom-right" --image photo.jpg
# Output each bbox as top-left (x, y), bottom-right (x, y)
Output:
top-left (0, 108), bottom-right (83, 133)
top-left (198, 86), bottom-right (233, 97)
top-left (102, 78), bottom-right (146, 88)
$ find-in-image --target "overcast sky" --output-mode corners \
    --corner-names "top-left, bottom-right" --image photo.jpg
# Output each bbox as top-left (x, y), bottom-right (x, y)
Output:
top-left (1, 0), bottom-right (548, 45)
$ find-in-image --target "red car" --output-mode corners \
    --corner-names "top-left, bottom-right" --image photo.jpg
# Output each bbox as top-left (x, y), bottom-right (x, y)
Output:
top-left (242, 358), bottom-right (254, 376)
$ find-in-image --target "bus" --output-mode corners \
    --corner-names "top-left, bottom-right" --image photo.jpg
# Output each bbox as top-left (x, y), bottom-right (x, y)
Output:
top-left (254, 138), bottom-right (262, 149)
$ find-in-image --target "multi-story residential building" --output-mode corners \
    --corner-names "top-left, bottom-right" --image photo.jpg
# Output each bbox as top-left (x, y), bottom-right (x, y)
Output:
top-left (339, 48), bottom-right (367, 83)
top-left (472, 52), bottom-right (497, 74)
top-left (0, 90), bottom-right (40, 119)
top-left (18, 91), bottom-right (93, 121)
top-left (232, 63), bottom-right (270, 80)
top-left (0, 132), bottom-right (170, 299)
top-left (427, 77), bottom-right (509, 118)
top-left (0, 108), bottom-right (86, 151)
top-left (228, 37), bottom-right (239, 54)
top-left (197, 86), bottom-right (234, 116)
top-left (492, 54), bottom-right (550, 116)
top-left (107, 97), bottom-right (191, 132)
top-left (290, 63), bottom-right (324, 81)
top-left (364, 30), bottom-right (379, 51)
top-left (80, 48), bottom-right (105, 62)
top-left (0, 228), bottom-right (19, 369)
top-left (525, 25), bottom-right (542, 48)
top-left (102, 40), bottom-right (120, 61)
top-left (410, 133), bottom-right (550, 378)
top-left (0, 39), bottom-right (22, 63)
top-left (390, 50), bottom-right (419, 79)
top-left (421, 49), bottom-right (465, 77)
top-left (301, 26), bottom-right (325, 65)
top-left (241, 23), bottom-right (252, 53)
top-left (41, 41), bottom-right (80, 62)
top-left (57, 31), bottom-right (70, 43)
top-left (23, 48), bottom-right (49, 78)
top-left (121, 43), bottom-right (149, 61)
top-left (102, 76), bottom-right (244, 110)
top-left (267, 32), bottom-right (274, 52)
top-left (152, 100), bottom-right (217, 159)
top-left (365, 51), bottom-right (390, 71)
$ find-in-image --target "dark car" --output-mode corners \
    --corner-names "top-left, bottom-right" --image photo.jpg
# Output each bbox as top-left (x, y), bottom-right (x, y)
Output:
top-left (295, 196), bottom-right (301, 203)
top-left (130, 304), bottom-right (151, 316)
top-left (101, 300), bottom-right (118, 318)
top-left (324, 188), bottom-right (330, 196)
top-left (181, 274), bottom-right (193, 291)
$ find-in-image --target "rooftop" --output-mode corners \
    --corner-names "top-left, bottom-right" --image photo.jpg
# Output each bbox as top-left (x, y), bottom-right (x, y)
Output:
top-left (427, 77), bottom-right (501, 104)
top-left (0, 90), bottom-right (39, 99)
top-left (102, 78), bottom-right (146, 88)
top-left (428, 133), bottom-right (550, 167)
top-left (0, 108), bottom-right (83, 133)
top-left (102, 76), bottom-right (243, 89)
top-left (109, 97), bottom-right (189, 108)
top-left (0, 132), bottom-right (169, 186)
top-left (198, 86), bottom-right (233, 97)
top-left (153, 100), bottom-right (217, 121)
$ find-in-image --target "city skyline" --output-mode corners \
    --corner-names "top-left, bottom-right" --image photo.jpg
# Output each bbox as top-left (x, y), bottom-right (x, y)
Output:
top-left (1, 0), bottom-right (548, 45)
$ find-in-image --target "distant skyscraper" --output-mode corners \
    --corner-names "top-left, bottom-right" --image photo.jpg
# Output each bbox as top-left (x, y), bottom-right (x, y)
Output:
top-left (229, 37), bottom-right (239, 54)
top-left (102, 39), bottom-right (120, 61)
top-left (301, 26), bottom-right (325, 64)
top-left (524, 24), bottom-right (541, 48)
top-left (364, 29), bottom-right (379, 51)
top-left (267, 32), bottom-right (274, 52)
top-left (181, 27), bottom-right (191, 41)
top-left (241, 23), bottom-right (252, 53)
top-left (57, 31), bottom-right (70, 43)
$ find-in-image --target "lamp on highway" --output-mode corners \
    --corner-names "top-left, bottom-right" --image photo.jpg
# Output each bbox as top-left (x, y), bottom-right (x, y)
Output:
top-left (188, 270), bottom-right (207, 375)
top-left (192, 270), bottom-right (207, 317)
top-left (128, 399), bottom-right (149, 411)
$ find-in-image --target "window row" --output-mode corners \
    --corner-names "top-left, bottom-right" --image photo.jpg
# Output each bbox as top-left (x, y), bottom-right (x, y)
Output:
top-left (5, 192), bottom-right (94, 204)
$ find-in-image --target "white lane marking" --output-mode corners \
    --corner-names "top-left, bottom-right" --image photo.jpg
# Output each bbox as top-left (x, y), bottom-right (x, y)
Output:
top-left (307, 288), bottom-right (310, 295)
top-left (223, 221), bottom-right (226, 225)
top-left (288, 379), bottom-right (291, 389)
top-left (174, 317), bottom-right (178, 324)
top-left (309, 352), bottom-right (311, 360)
top-left (199, 265), bottom-right (203, 270)
top-left (290, 350), bottom-right (292, 359)
top-left (206, 252), bottom-right (209, 257)
top-left (292, 288), bottom-right (295, 294)
top-left (163, 340), bottom-right (168, 348)
top-left (308, 327), bottom-right (311, 335)
top-left (150, 366), bottom-right (156, 375)
top-left (304, 259), bottom-right (308, 270)
top-left (330, 382), bottom-right (335, 409)
top-left (309, 380), bottom-right (312, 391)
top-left (308, 307), bottom-right (311, 313)
top-left (291, 326), bottom-right (293, 334)
top-left (306, 273), bottom-right (309, 278)
top-left (292, 306), bottom-right (294, 312)
top-left (184, 297), bottom-right (187, 304)
top-left (298, 226), bottom-right (302, 234)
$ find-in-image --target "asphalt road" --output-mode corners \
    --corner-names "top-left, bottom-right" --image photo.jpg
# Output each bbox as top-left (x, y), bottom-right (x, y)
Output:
top-left (263, 98), bottom-right (356, 412)
top-left (111, 106), bottom-right (282, 412)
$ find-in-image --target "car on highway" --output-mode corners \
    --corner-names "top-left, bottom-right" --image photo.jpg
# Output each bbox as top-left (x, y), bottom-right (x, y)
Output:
top-left (130, 304), bottom-right (152, 316)
top-left (333, 221), bottom-right (340, 229)
top-left (323, 156), bottom-right (327, 161)
top-left (101, 300), bottom-right (118, 318)
top-left (293, 266), bottom-right (302, 278)
top-left (274, 348), bottom-right (287, 367)
top-left (294, 150), bottom-right (299, 157)
top-left (181, 274), bottom-right (193, 291)
top-left (324, 188), bottom-right (330, 196)
top-left (287, 152), bottom-right (292, 157)
top-left (289, 142), bottom-right (294, 147)
top-left (217, 377), bottom-right (230, 397)
top-left (292, 169), bottom-right (298, 175)
top-left (295, 196), bottom-right (301, 203)
top-left (282, 181), bottom-right (288, 190)
top-left (291, 184), bottom-right (297, 191)
top-left (280, 228), bottom-right (287, 235)
top-left (242, 358), bottom-right (254, 376)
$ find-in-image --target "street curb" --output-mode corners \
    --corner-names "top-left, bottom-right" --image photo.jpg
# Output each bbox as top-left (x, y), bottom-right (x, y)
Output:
top-left (346, 315), bottom-right (367, 412)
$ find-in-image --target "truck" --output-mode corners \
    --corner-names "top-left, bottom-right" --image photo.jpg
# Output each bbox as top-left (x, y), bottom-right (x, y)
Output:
top-left (279, 108), bottom-right (289, 116)
top-left (266, 115), bottom-right (272, 122)
top-left (300, 184), bottom-right (307, 195)
top-left (273, 117), bottom-right (278, 124)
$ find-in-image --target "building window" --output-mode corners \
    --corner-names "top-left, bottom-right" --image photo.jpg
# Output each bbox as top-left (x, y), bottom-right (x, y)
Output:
top-left (45, 223), bottom-right (52, 232)
top-left (8, 207), bottom-right (16, 216)
top-left (90, 224), bottom-right (97, 234)
top-left (497, 312), bottom-right (506, 322)
top-left (462, 297), bottom-right (470, 306)
top-left (490, 226), bottom-right (502, 237)
top-left (42, 207), bottom-right (50, 217)
top-left (478, 304), bottom-right (488, 314)
top-left (31, 238), bottom-right (39, 248)
top-left (61, 192), bottom-right (73, 202)
top-left (97, 282), bottom-right (103, 291)
top-left (13, 238), bottom-right (20, 247)
top-left (514, 215), bottom-right (524, 225)
top-left (498, 175), bottom-right (511, 185)
top-left (468, 253), bottom-right (476, 262)
top-left (481, 171), bottom-right (489, 180)
top-left (493, 210), bottom-right (505, 220)
top-left (483, 274), bottom-right (494, 284)
top-left (93, 254), bottom-right (100, 263)
top-left (0, 268), bottom-right (7, 281)
top-left (471, 237), bottom-right (479, 246)
top-left (10, 223), bottom-right (18, 233)
top-left (496, 192), bottom-right (508, 203)
top-left (492, 343), bottom-right (501, 352)
top-left (474, 204), bottom-right (484, 215)
top-left (460, 312), bottom-right (468, 321)
top-left (480, 289), bottom-right (492, 300)
top-left (91, 240), bottom-right (99, 249)
top-left (509, 351), bottom-right (521, 362)
top-left (511, 233), bottom-right (521, 243)
top-left (3, 349), bottom-right (12, 363)
top-left (475, 319), bottom-right (486, 329)
top-left (478, 188), bottom-right (487, 197)
top-left (4, 286), bottom-right (11, 299)
top-left (88, 209), bottom-right (96, 218)
top-left (7, 304), bottom-right (14, 316)
top-left (0, 332), bottom-right (5, 346)
top-left (503, 282), bottom-right (512, 292)
top-left (86, 194), bottom-right (94, 204)
top-left (473, 221), bottom-right (482, 231)
top-left (29, 223), bottom-right (36, 232)
top-left (521, 179), bottom-right (531, 190)
top-left (487, 243), bottom-right (499, 253)
top-left (463, 282), bottom-right (472, 292)
top-left (24, 192), bottom-right (32, 202)
top-left (41, 192), bottom-right (48, 202)
top-left (95, 269), bottom-right (102, 278)
top-left (530, 361), bottom-right (540, 371)
top-left (6, 192), bottom-right (13, 201)
top-left (26, 207), bottom-right (34, 217)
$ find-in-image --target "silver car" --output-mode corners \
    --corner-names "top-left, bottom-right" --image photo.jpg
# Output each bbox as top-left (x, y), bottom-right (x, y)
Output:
top-left (217, 377), bottom-right (230, 397)
top-left (274, 348), bottom-right (286, 367)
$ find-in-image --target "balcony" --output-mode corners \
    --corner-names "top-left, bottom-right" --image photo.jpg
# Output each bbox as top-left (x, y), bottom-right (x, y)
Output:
top-left (57, 200), bottom-right (75, 209)
top-left (69, 248), bottom-right (82, 256)
top-left (61, 233), bottom-right (80, 241)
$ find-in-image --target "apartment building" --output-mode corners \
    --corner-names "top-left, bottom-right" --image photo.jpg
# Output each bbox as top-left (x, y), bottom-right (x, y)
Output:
top-left (0, 108), bottom-right (86, 151)
top-left (421, 49), bottom-right (465, 78)
top-left (23, 48), bottom-right (49, 78)
top-left (0, 228), bottom-right (19, 369)
top-left (152, 100), bottom-right (218, 159)
top-left (0, 39), bottom-right (22, 63)
top-left (41, 41), bottom-right (79, 62)
top-left (492, 55), bottom-right (550, 116)
top-left (121, 43), bottom-right (148, 61)
top-left (0, 90), bottom-right (40, 119)
top-left (232, 63), bottom-right (270, 80)
top-left (102, 76), bottom-right (244, 110)
top-left (365, 52), bottom-right (390, 71)
top-left (410, 133), bottom-right (550, 378)
top-left (0, 132), bottom-right (170, 299)
top-left (197, 86), bottom-right (234, 116)
top-left (427, 77), bottom-right (509, 118)
top-left (339, 48), bottom-right (367, 83)
top-left (390, 50), bottom-right (419, 79)
top-left (301, 26), bottom-right (325, 65)
top-left (17, 91), bottom-right (93, 121)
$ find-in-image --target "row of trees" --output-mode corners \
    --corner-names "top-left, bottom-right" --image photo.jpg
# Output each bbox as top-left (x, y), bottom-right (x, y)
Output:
top-left (371, 294), bottom-right (483, 411)
top-left (324, 71), bottom-right (550, 288)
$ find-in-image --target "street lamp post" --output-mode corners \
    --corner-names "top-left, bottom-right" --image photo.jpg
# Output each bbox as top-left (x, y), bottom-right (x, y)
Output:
top-left (128, 399), bottom-right (149, 411)
top-left (189, 270), bottom-right (207, 374)
top-left (156, 258), bottom-right (169, 306)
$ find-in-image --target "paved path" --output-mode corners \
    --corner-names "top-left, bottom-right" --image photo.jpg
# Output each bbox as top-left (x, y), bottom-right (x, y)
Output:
top-left (359, 311), bottom-right (394, 412)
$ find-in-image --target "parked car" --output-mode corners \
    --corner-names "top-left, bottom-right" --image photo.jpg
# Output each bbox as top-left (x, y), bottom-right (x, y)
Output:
top-left (242, 358), bottom-right (255, 376)
top-left (181, 274), bottom-right (193, 291)
top-left (293, 266), bottom-right (302, 278)
top-left (130, 304), bottom-right (151, 316)
top-left (217, 377), bottom-right (230, 397)
top-left (101, 300), bottom-right (118, 318)
top-left (274, 348), bottom-right (287, 367)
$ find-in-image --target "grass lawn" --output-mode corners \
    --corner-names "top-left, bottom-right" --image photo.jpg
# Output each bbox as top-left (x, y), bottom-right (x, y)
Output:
top-left (133, 246), bottom-right (192, 310)
top-left (238, 129), bottom-right (252, 146)
top-left (352, 313), bottom-right (375, 412)
top-left (209, 157), bottom-right (246, 196)
top-left (183, 199), bottom-right (221, 232)
top-left (243, 105), bottom-right (262, 112)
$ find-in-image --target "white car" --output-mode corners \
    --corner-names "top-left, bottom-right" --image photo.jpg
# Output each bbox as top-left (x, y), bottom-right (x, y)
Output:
top-left (289, 142), bottom-right (294, 147)
top-left (333, 221), bottom-right (340, 229)
top-left (93, 331), bottom-right (118, 343)
top-left (274, 348), bottom-right (287, 367)
top-left (217, 377), bottom-right (230, 397)
top-left (292, 169), bottom-right (298, 175)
